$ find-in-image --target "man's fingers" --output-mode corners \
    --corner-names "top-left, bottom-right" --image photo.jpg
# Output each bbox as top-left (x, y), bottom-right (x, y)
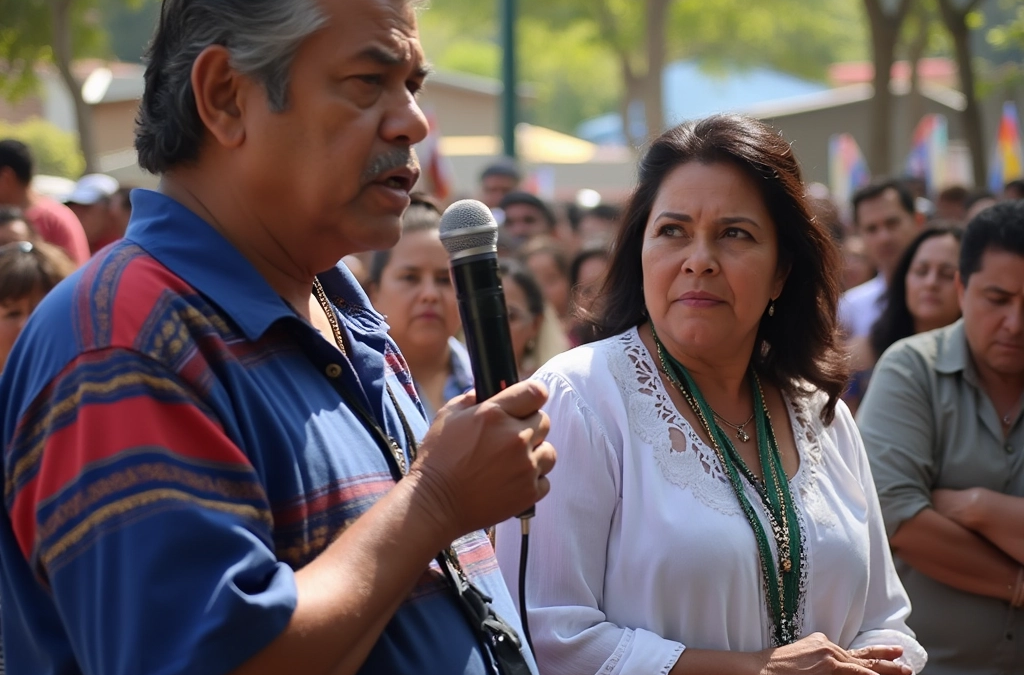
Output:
top-left (535, 475), bottom-right (551, 501)
top-left (485, 380), bottom-right (549, 419)
top-left (531, 441), bottom-right (557, 478)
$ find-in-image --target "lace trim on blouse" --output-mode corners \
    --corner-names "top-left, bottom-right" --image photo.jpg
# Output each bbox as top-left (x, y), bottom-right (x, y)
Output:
top-left (607, 328), bottom-right (839, 641)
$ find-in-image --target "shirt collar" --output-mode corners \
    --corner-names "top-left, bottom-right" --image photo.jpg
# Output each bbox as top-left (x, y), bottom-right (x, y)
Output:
top-left (935, 319), bottom-right (972, 378)
top-left (124, 189), bottom-right (384, 341)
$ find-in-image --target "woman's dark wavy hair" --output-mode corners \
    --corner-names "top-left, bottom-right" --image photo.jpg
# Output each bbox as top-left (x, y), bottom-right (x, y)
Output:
top-left (592, 114), bottom-right (847, 424)
top-left (869, 226), bottom-right (962, 359)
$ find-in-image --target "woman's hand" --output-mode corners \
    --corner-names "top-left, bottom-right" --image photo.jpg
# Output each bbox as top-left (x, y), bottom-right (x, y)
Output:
top-left (758, 633), bottom-right (912, 674)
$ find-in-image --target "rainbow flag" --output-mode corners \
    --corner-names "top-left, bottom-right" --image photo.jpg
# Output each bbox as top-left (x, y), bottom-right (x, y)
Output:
top-left (829, 133), bottom-right (871, 208)
top-left (905, 114), bottom-right (948, 195)
top-left (989, 101), bottom-right (1024, 193)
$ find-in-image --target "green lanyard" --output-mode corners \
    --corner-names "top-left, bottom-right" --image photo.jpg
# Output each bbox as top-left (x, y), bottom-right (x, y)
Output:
top-left (651, 326), bottom-right (803, 646)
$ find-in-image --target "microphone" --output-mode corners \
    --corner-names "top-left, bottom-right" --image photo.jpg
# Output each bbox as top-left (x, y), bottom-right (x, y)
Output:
top-left (439, 199), bottom-right (519, 402)
top-left (440, 200), bottom-right (536, 650)
top-left (439, 199), bottom-right (533, 520)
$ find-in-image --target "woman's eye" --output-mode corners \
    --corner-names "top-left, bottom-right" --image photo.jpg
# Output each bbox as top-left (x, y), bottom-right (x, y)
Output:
top-left (723, 227), bottom-right (751, 239)
top-left (658, 224), bottom-right (683, 237)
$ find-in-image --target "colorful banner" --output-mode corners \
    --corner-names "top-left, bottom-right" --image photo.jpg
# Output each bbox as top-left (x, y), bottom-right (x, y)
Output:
top-left (829, 133), bottom-right (871, 208)
top-left (905, 114), bottom-right (948, 195)
top-left (989, 101), bottom-right (1024, 193)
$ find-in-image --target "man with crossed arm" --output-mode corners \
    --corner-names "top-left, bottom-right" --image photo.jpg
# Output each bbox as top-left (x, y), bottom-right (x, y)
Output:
top-left (859, 201), bottom-right (1024, 674)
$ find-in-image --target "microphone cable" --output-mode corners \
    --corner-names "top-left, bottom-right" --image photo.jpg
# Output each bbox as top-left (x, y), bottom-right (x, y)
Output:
top-left (518, 515), bottom-right (534, 654)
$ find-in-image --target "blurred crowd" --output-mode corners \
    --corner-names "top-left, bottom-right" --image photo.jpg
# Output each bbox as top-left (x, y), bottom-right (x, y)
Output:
top-left (2, 135), bottom-right (1023, 409)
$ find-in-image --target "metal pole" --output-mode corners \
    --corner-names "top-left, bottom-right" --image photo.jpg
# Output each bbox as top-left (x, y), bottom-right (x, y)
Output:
top-left (501, 0), bottom-right (517, 159)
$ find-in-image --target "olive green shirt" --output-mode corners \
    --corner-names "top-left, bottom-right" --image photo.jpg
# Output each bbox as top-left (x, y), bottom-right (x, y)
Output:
top-left (858, 320), bottom-right (1024, 675)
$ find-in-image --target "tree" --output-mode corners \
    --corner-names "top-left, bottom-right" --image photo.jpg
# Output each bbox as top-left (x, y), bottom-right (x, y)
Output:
top-left (937, 0), bottom-right (987, 186)
top-left (0, 0), bottom-right (143, 174)
top-left (0, 117), bottom-right (85, 178)
top-left (519, 0), bottom-right (868, 146)
top-left (863, 0), bottom-right (916, 175)
top-left (591, 0), bottom-right (670, 148)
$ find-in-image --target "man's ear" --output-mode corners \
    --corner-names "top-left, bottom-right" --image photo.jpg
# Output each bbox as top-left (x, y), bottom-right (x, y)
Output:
top-left (190, 45), bottom-right (249, 150)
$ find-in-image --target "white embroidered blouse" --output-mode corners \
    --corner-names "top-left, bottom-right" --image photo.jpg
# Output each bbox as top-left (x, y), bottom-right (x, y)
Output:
top-left (495, 328), bottom-right (926, 675)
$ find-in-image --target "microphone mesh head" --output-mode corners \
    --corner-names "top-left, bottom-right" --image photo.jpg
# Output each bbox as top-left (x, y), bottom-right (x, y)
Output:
top-left (439, 199), bottom-right (498, 257)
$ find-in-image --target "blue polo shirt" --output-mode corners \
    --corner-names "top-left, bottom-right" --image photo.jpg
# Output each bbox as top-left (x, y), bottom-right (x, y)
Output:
top-left (0, 190), bottom-right (536, 675)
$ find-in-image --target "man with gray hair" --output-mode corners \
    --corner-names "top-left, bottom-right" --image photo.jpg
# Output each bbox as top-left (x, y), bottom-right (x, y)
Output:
top-left (0, 1), bottom-right (552, 674)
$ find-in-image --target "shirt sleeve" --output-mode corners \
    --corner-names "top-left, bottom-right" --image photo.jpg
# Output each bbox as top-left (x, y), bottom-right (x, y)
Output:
top-left (4, 348), bottom-right (296, 675)
top-left (494, 371), bottom-right (684, 675)
top-left (856, 344), bottom-right (937, 538)
top-left (831, 403), bottom-right (928, 674)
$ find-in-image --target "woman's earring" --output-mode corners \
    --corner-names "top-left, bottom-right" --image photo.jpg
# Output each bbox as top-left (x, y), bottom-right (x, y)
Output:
top-left (768, 300), bottom-right (776, 317)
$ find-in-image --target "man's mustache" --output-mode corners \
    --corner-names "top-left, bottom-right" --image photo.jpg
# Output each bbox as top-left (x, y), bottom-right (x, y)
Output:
top-left (362, 148), bottom-right (420, 184)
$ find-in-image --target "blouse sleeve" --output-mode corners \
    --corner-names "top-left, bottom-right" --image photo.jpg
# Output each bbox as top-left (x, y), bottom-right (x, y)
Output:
top-left (832, 402), bottom-right (928, 674)
top-left (495, 370), bottom-right (684, 675)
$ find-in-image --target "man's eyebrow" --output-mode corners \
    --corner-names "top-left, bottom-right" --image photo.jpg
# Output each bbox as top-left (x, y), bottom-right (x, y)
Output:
top-left (357, 46), bottom-right (432, 79)
top-left (358, 45), bottom-right (403, 66)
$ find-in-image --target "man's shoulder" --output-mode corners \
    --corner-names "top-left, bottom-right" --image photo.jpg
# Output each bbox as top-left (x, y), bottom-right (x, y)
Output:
top-left (875, 323), bottom-right (958, 377)
top-left (35, 241), bottom-right (204, 348)
top-left (3, 242), bottom-right (225, 406)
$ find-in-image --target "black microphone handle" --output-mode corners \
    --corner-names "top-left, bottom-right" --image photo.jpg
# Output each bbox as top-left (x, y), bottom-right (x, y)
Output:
top-left (451, 255), bottom-right (519, 400)
top-left (450, 254), bottom-right (535, 520)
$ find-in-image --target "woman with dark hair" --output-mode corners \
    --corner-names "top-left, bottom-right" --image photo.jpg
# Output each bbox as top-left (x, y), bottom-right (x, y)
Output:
top-left (499, 258), bottom-right (569, 379)
top-left (869, 227), bottom-right (963, 359)
top-left (566, 244), bottom-right (611, 346)
top-left (495, 115), bottom-right (925, 675)
top-left (519, 235), bottom-right (572, 326)
top-left (846, 227), bottom-right (963, 412)
top-left (367, 194), bottom-right (471, 419)
top-left (0, 239), bottom-right (76, 371)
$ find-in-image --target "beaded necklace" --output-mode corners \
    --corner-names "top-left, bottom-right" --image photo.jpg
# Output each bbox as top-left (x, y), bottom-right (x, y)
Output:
top-left (651, 326), bottom-right (803, 645)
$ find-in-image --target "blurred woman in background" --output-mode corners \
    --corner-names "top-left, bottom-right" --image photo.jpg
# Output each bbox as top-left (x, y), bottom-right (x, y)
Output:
top-left (0, 238), bottom-right (77, 371)
top-left (567, 244), bottom-right (611, 346)
top-left (499, 258), bottom-right (569, 379)
top-left (367, 195), bottom-right (471, 419)
top-left (846, 226), bottom-right (963, 411)
top-left (519, 236), bottom-right (572, 330)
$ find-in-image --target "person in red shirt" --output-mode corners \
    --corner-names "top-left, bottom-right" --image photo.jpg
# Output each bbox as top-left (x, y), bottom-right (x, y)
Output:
top-left (0, 139), bottom-right (89, 265)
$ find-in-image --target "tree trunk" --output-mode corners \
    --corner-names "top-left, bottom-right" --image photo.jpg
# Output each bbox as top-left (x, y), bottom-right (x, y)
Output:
top-left (641, 0), bottom-right (669, 140)
top-left (906, 6), bottom-right (931, 134)
top-left (864, 0), bottom-right (913, 176)
top-left (620, 59), bottom-right (645, 149)
top-left (50, 0), bottom-right (97, 174)
top-left (938, 0), bottom-right (986, 186)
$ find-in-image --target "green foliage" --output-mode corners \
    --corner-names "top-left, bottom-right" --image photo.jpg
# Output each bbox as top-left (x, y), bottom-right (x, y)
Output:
top-left (0, 0), bottom-right (111, 100)
top-left (0, 117), bottom-right (85, 178)
top-left (421, 0), bottom-right (870, 136)
top-left (101, 0), bottom-right (160, 64)
top-left (419, 2), bottom-right (620, 133)
top-left (987, 4), bottom-right (1024, 49)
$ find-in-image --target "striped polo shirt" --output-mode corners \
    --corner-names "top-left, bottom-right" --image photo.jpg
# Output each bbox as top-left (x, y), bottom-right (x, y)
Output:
top-left (0, 190), bottom-right (535, 675)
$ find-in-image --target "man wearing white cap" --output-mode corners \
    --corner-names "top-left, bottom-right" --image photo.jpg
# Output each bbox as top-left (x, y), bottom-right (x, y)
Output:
top-left (64, 173), bottom-right (121, 253)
